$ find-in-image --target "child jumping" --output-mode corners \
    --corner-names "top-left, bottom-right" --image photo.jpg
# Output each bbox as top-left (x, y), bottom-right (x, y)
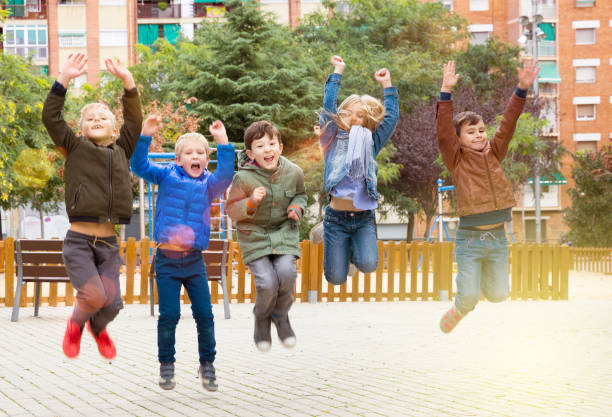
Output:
top-left (437, 59), bottom-right (540, 333)
top-left (315, 55), bottom-right (399, 285)
top-left (131, 116), bottom-right (235, 391)
top-left (42, 53), bottom-right (142, 360)
top-left (227, 121), bottom-right (307, 352)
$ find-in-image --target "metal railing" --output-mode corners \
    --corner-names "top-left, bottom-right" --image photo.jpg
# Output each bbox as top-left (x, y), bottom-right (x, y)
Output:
top-left (2, 2), bottom-right (47, 20)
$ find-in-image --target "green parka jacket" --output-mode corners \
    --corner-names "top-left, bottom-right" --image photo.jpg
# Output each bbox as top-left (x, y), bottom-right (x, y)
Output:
top-left (227, 151), bottom-right (307, 265)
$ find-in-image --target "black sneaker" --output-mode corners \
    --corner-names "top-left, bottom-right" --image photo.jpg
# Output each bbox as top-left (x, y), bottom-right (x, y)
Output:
top-left (272, 314), bottom-right (296, 348)
top-left (199, 361), bottom-right (218, 392)
top-left (254, 318), bottom-right (272, 352)
top-left (159, 362), bottom-right (175, 390)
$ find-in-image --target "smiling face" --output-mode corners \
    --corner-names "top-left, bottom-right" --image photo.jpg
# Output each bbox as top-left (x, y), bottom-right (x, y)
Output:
top-left (175, 138), bottom-right (210, 178)
top-left (459, 120), bottom-right (488, 151)
top-left (246, 133), bottom-right (283, 171)
top-left (79, 104), bottom-right (115, 145)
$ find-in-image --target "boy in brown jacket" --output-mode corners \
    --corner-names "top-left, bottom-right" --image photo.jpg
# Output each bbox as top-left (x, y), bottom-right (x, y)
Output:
top-left (42, 53), bottom-right (142, 358)
top-left (436, 59), bottom-right (539, 333)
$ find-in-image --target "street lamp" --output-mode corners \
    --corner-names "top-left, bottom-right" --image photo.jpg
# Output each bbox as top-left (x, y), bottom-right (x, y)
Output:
top-left (518, 0), bottom-right (546, 244)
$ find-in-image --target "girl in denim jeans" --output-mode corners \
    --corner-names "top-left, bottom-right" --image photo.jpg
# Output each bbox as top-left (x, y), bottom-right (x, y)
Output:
top-left (313, 56), bottom-right (399, 285)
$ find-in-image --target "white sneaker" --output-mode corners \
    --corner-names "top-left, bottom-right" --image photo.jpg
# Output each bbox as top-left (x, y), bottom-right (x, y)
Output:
top-left (348, 263), bottom-right (358, 277)
top-left (309, 221), bottom-right (324, 244)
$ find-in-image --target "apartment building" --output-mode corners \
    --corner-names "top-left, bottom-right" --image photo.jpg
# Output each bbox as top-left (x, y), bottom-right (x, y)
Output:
top-left (429, 0), bottom-right (612, 242)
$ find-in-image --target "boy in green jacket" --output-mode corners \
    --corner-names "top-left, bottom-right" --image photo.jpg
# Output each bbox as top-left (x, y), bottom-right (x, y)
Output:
top-left (227, 121), bottom-right (307, 352)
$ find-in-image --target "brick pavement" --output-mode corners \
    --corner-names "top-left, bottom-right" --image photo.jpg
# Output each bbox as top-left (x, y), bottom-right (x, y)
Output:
top-left (0, 272), bottom-right (611, 417)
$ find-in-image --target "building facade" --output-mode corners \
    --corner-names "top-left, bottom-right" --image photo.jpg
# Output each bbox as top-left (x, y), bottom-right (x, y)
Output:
top-left (428, 0), bottom-right (612, 242)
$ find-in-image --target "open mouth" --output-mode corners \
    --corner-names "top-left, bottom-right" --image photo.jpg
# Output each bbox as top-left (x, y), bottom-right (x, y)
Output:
top-left (190, 162), bottom-right (201, 171)
top-left (264, 156), bottom-right (275, 164)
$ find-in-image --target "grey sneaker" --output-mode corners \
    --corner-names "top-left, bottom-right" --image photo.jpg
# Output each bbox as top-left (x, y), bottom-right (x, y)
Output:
top-left (254, 318), bottom-right (272, 352)
top-left (309, 221), bottom-right (324, 244)
top-left (272, 314), bottom-right (296, 348)
top-left (159, 362), bottom-right (175, 390)
top-left (199, 361), bottom-right (218, 392)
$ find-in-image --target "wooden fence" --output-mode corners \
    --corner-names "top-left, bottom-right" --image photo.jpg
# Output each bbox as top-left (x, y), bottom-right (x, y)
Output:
top-left (570, 247), bottom-right (612, 274)
top-left (1, 238), bottom-right (571, 308)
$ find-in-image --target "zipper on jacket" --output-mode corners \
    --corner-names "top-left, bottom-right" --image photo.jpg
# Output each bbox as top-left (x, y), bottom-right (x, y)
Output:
top-left (483, 154), bottom-right (498, 209)
top-left (107, 149), bottom-right (113, 222)
top-left (70, 183), bottom-right (82, 211)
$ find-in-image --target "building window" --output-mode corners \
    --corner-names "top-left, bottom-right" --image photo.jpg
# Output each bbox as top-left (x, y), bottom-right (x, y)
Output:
top-left (576, 104), bottom-right (596, 121)
top-left (469, 0), bottom-right (488, 11)
top-left (58, 31), bottom-right (86, 47)
top-left (99, 30), bottom-right (128, 47)
top-left (59, 0), bottom-right (86, 4)
top-left (100, 0), bottom-right (126, 5)
top-left (575, 28), bottom-right (596, 44)
top-left (437, 0), bottom-right (453, 10)
top-left (470, 31), bottom-right (490, 45)
top-left (576, 141), bottom-right (597, 153)
top-left (3, 24), bottom-right (48, 60)
top-left (576, 0), bottom-right (595, 7)
top-left (576, 66), bottom-right (596, 83)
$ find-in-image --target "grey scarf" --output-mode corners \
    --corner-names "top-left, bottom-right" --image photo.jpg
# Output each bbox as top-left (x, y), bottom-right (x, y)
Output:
top-left (345, 125), bottom-right (373, 180)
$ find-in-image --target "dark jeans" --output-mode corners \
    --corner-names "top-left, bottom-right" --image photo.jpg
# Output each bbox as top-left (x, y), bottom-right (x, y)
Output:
top-left (323, 206), bottom-right (378, 285)
top-left (62, 230), bottom-right (123, 334)
top-left (154, 249), bottom-right (216, 364)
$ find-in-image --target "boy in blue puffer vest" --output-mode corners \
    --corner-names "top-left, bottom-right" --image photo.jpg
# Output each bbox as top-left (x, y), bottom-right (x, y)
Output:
top-left (131, 116), bottom-right (235, 392)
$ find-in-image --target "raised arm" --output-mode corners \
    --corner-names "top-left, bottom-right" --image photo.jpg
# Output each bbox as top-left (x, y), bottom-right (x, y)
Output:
top-left (226, 176), bottom-right (260, 222)
top-left (206, 120), bottom-right (236, 201)
top-left (41, 53), bottom-right (87, 155)
top-left (372, 68), bottom-right (399, 155)
top-left (319, 56), bottom-right (345, 149)
top-left (436, 61), bottom-right (461, 170)
top-left (107, 58), bottom-right (143, 157)
top-left (130, 115), bottom-right (168, 184)
top-left (490, 58), bottom-right (539, 161)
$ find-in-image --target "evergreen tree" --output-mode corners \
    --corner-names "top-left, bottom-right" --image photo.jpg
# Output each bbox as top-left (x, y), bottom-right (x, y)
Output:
top-left (564, 147), bottom-right (612, 247)
top-left (165, 0), bottom-right (320, 146)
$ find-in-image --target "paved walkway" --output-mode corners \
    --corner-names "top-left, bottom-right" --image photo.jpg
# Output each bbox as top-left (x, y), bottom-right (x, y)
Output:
top-left (1, 272), bottom-right (611, 417)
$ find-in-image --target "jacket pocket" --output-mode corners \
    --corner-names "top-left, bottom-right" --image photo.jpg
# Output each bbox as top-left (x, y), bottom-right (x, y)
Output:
top-left (285, 190), bottom-right (296, 198)
top-left (70, 183), bottom-right (83, 211)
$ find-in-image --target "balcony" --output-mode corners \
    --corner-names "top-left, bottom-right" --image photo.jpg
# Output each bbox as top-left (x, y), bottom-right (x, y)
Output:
top-left (138, 3), bottom-right (182, 18)
top-left (525, 40), bottom-right (556, 57)
top-left (2, 0), bottom-right (47, 20)
top-left (137, 2), bottom-right (226, 19)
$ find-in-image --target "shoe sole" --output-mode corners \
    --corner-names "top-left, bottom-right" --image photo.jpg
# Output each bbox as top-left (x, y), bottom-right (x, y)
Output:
top-left (255, 341), bottom-right (271, 352)
top-left (201, 379), bottom-right (218, 392)
top-left (280, 336), bottom-right (296, 349)
top-left (159, 380), bottom-right (176, 390)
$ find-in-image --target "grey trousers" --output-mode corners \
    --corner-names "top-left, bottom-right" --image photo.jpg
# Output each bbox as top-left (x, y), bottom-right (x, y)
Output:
top-left (247, 254), bottom-right (297, 320)
top-left (62, 230), bottom-right (124, 334)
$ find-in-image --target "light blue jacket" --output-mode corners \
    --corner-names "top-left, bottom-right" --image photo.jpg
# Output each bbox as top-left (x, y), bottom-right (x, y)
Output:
top-left (318, 73), bottom-right (399, 201)
top-left (130, 135), bottom-right (235, 251)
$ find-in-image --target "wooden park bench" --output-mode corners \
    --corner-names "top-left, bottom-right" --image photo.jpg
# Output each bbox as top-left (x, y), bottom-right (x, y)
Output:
top-left (149, 239), bottom-right (232, 319)
top-left (11, 239), bottom-right (69, 322)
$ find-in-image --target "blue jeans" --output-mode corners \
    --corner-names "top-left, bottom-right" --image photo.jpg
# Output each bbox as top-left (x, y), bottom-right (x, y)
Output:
top-left (323, 206), bottom-right (378, 285)
top-left (154, 249), bottom-right (216, 364)
top-left (454, 227), bottom-right (509, 314)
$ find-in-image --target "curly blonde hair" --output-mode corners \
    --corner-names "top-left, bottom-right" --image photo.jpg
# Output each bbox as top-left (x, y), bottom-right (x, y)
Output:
top-left (336, 94), bottom-right (385, 132)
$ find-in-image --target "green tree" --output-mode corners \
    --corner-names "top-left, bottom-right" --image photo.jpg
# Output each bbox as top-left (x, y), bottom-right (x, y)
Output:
top-left (564, 146), bottom-right (612, 247)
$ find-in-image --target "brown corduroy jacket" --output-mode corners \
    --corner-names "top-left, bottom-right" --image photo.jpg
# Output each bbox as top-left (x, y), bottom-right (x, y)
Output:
top-left (436, 93), bottom-right (525, 217)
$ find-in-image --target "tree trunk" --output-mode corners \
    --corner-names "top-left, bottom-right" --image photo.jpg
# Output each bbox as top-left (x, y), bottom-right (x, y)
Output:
top-left (423, 212), bottom-right (434, 241)
top-left (38, 203), bottom-right (45, 239)
top-left (406, 212), bottom-right (415, 242)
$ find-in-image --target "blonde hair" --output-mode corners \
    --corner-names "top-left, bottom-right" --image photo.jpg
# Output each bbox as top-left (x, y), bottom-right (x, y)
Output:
top-left (175, 132), bottom-right (212, 157)
top-left (79, 103), bottom-right (116, 133)
top-left (336, 94), bottom-right (385, 132)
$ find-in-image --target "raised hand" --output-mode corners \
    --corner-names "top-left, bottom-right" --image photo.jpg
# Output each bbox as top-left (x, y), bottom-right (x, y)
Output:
top-left (250, 187), bottom-right (266, 206)
top-left (374, 68), bottom-right (392, 88)
top-left (441, 61), bottom-right (459, 93)
top-left (517, 57), bottom-right (540, 90)
top-left (105, 58), bottom-right (135, 89)
top-left (209, 120), bottom-right (229, 145)
top-left (331, 55), bottom-right (345, 74)
top-left (57, 53), bottom-right (87, 88)
top-left (142, 115), bottom-right (161, 137)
